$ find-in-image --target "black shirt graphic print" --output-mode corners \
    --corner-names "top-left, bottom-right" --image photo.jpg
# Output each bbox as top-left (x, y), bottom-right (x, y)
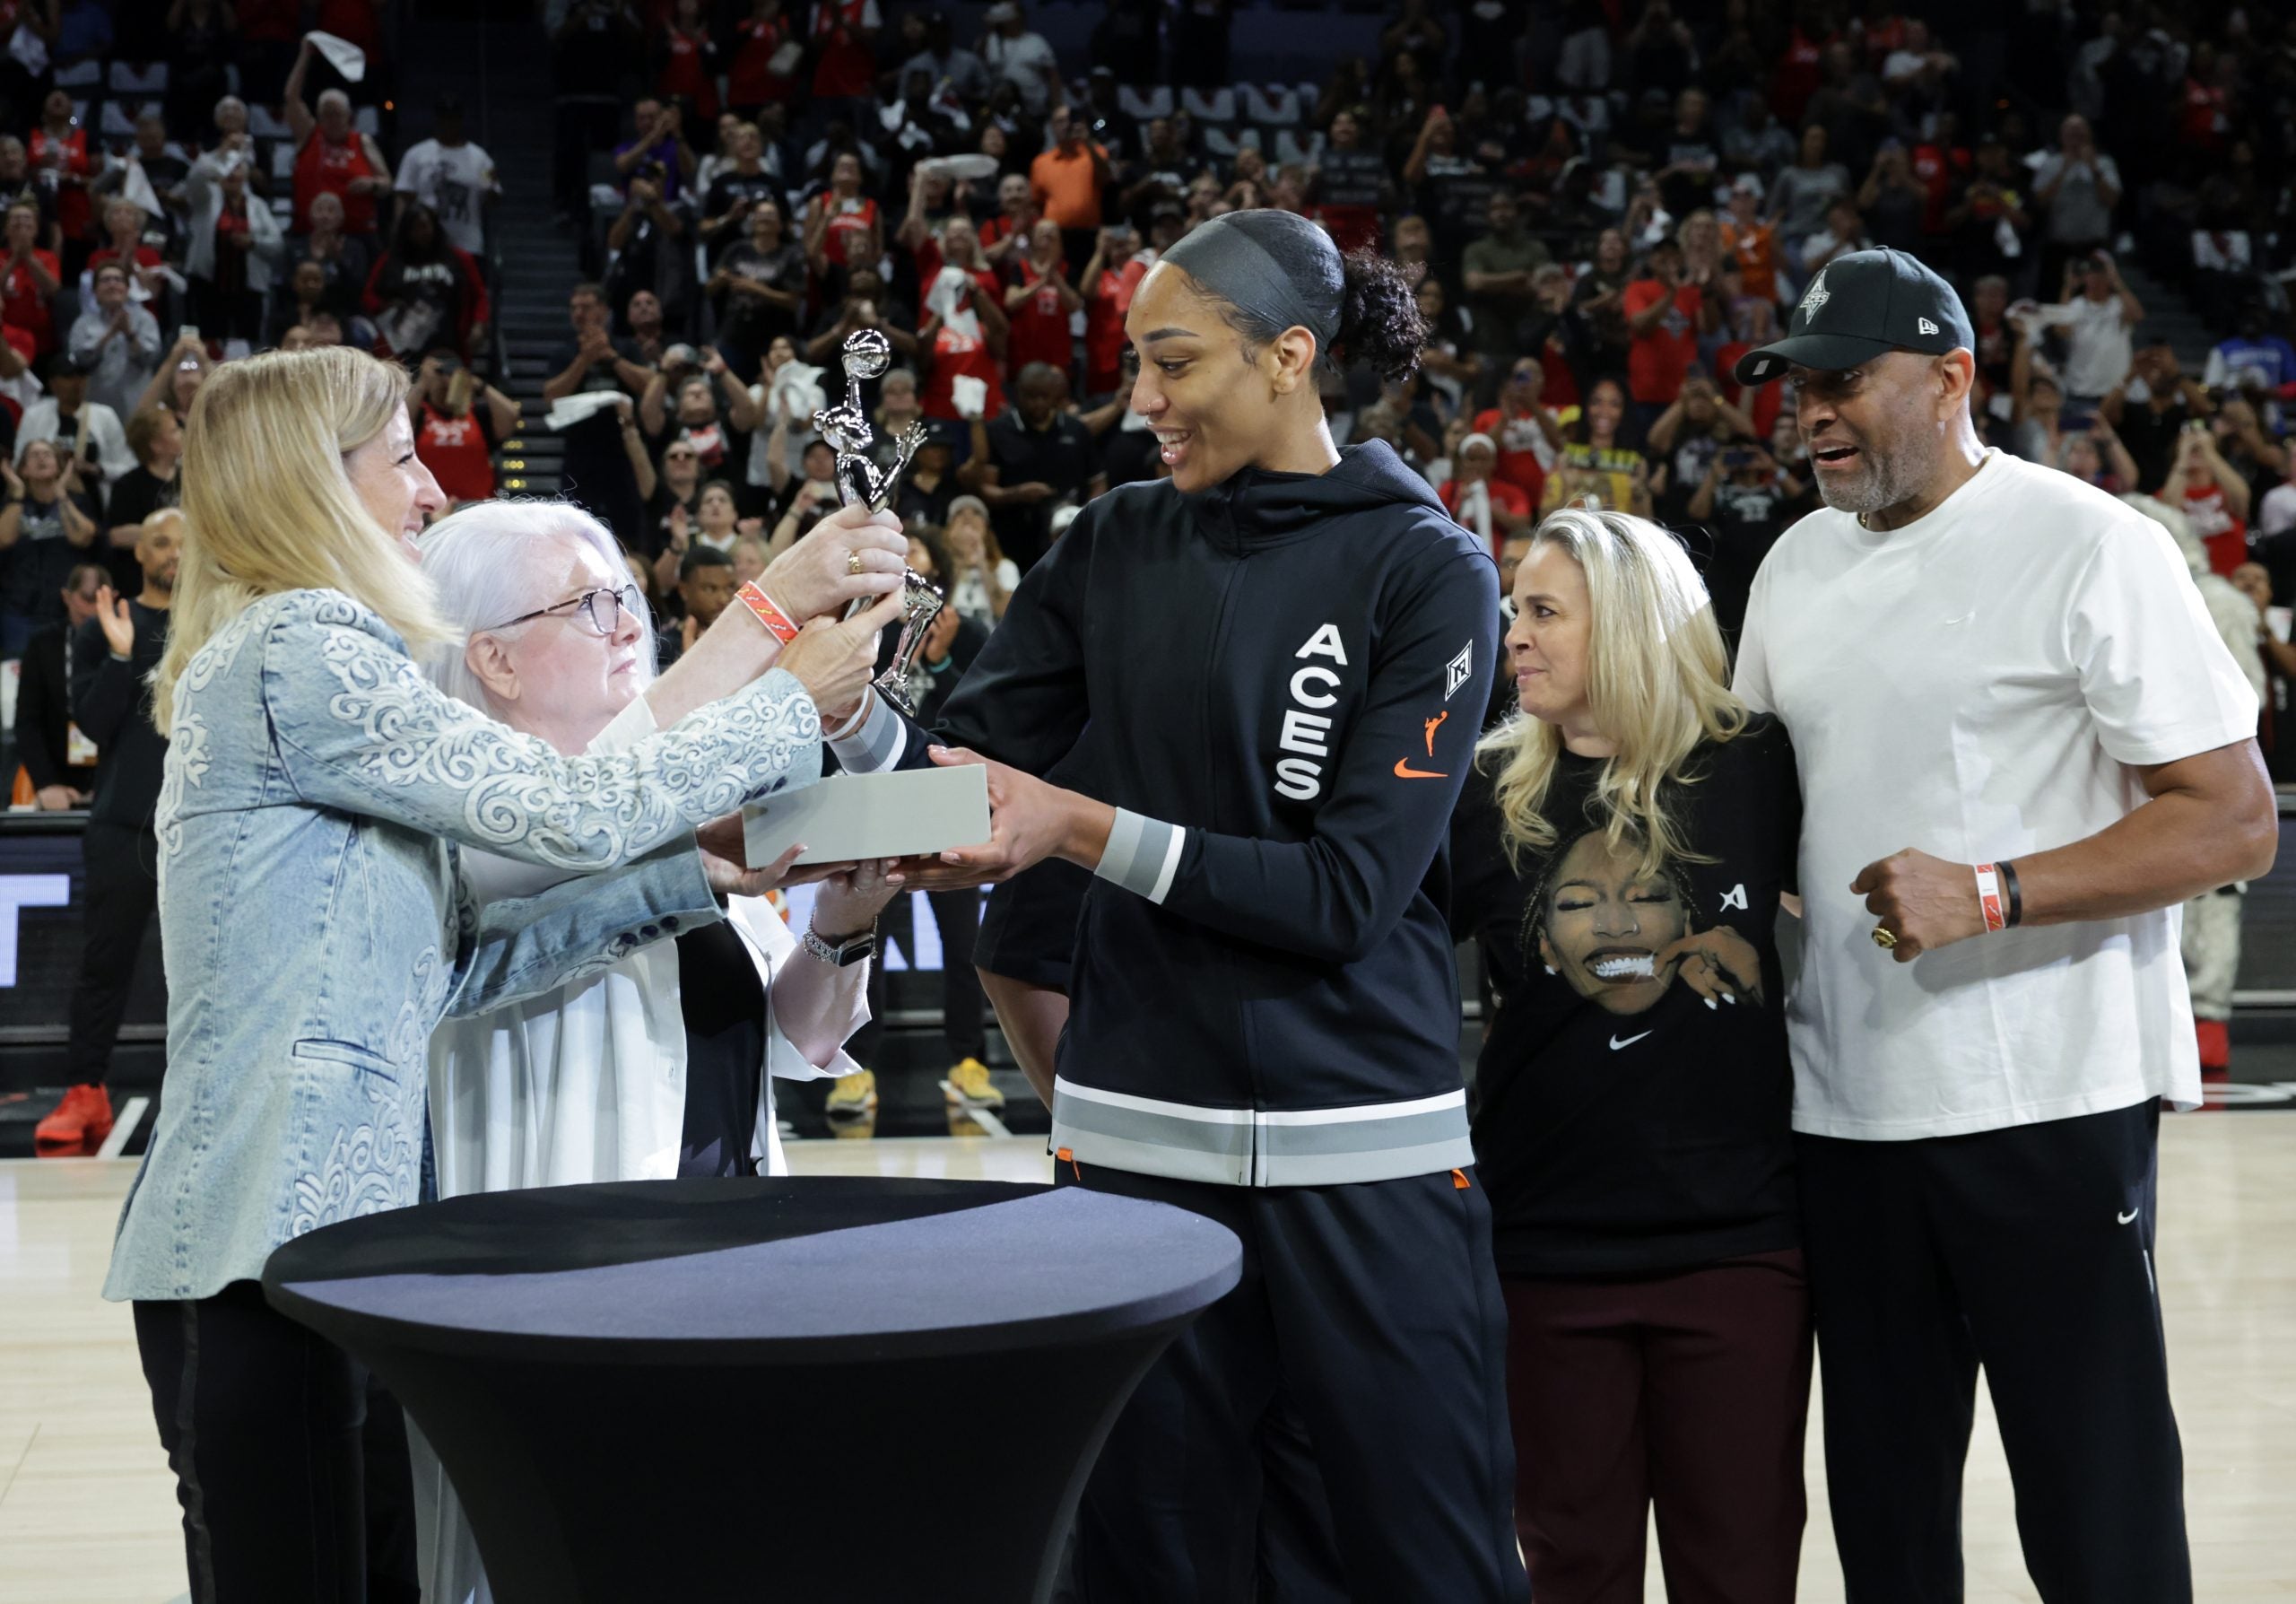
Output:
top-left (1451, 715), bottom-right (1803, 1277)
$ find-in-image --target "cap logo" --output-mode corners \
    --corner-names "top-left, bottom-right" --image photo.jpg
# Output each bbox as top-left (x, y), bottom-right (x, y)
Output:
top-left (1918, 316), bottom-right (1940, 336)
top-left (1798, 268), bottom-right (1831, 323)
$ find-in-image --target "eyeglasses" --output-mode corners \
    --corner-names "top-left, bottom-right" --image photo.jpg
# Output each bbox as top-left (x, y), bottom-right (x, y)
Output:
top-left (488, 584), bottom-right (643, 636)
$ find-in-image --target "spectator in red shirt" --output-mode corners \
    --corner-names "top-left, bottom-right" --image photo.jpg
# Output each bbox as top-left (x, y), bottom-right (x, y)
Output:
top-left (1078, 223), bottom-right (1145, 397)
top-left (411, 350), bottom-right (520, 504)
top-left (1, 201), bottom-right (63, 357)
top-left (1003, 218), bottom-right (1081, 391)
top-left (84, 197), bottom-right (165, 310)
top-left (726, 0), bottom-right (802, 116)
top-left (1472, 358), bottom-right (1562, 508)
top-left (803, 151), bottom-right (882, 283)
top-left (283, 39), bottom-right (394, 235)
top-left (978, 171), bottom-right (1040, 269)
top-left (1719, 175), bottom-right (1779, 303)
top-left (918, 215), bottom-right (1008, 422)
top-left (656, 0), bottom-right (721, 121)
top-left (1622, 236), bottom-right (1707, 422)
top-left (808, 0), bottom-right (883, 123)
top-left (29, 91), bottom-right (92, 263)
top-left (1439, 432), bottom-right (1532, 557)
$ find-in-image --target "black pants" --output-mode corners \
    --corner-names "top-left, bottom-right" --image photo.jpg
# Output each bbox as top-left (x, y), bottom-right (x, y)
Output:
top-left (66, 820), bottom-right (160, 1085)
top-left (1056, 1162), bottom-right (1528, 1604)
top-left (856, 887), bottom-right (986, 1066)
top-left (132, 1281), bottom-right (420, 1604)
top-left (1798, 1099), bottom-right (2191, 1603)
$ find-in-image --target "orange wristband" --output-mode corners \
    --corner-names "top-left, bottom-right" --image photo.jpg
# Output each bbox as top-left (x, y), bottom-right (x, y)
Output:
top-left (735, 581), bottom-right (800, 644)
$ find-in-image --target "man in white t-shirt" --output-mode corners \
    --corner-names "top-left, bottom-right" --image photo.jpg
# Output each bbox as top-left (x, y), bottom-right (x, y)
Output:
top-left (1733, 248), bottom-right (2274, 1603)
top-left (395, 96), bottom-right (499, 257)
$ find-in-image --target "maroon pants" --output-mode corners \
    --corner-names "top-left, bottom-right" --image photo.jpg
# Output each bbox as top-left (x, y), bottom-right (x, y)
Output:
top-left (1503, 1249), bottom-right (1813, 1603)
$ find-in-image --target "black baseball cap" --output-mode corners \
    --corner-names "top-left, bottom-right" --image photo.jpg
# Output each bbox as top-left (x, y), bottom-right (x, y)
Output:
top-left (1733, 248), bottom-right (1974, 386)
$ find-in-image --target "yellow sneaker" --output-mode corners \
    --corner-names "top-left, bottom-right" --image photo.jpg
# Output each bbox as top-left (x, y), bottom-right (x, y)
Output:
top-left (942, 1057), bottom-right (1004, 1111)
top-left (825, 1068), bottom-right (879, 1125)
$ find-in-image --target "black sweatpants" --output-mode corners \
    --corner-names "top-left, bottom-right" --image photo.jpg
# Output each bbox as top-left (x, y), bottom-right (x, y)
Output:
top-left (66, 821), bottom-right (161, 1085)
top-left (1797, 1099), bottom-right (2191, 1603)
top-left (133, 1281), bottom-right (420, 1604)
top-left (856, 887), bottom-right (987, 1067)
top-left (1056, 1161), bottom-right (1529, 1604)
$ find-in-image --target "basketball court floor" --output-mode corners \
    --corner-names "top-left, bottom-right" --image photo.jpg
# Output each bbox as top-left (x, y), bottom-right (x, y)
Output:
top-left (4, 1113), bottom-right (2294, 1603)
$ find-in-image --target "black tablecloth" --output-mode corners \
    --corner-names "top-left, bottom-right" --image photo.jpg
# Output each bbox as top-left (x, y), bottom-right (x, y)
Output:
top-left (265, 1176), bottom-right (1240, 1603)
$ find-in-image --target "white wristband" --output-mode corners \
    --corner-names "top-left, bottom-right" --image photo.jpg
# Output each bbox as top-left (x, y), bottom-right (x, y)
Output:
top-left (1973, 862), bottom-right (2006, 934)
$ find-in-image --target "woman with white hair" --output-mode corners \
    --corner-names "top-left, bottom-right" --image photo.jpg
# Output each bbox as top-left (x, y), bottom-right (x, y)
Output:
top-left (1450, 506), bottom-right (1810, 1600)
top-left (410, 498), bottom-right (901, 1604)
top-left (283, 36), bottom-right (394, 236)
top-left (103, 344), bottom-right (908, 1603)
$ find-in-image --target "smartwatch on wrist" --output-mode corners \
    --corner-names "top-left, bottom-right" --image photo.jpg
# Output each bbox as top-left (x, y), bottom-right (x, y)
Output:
top-left (802, 919), bottom-right (876, 967)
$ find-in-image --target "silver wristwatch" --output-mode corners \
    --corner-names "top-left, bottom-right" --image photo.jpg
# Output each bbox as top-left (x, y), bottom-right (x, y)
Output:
top-left (802, 919), bottom-right (876, 967)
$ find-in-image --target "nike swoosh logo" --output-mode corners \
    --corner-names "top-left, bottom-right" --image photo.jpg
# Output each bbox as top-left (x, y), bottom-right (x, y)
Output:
top-left (2118, 1208), bottom-right (2140, 1225)
top-left (1609, 1032), bottom-right (1653, 1050)
top-left (1394, 758), bottom-right (1449, 779)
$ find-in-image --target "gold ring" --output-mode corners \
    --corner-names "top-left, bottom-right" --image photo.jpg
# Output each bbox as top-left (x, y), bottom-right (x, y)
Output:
top-left (1872, 926), bottom-right (1899, 950)
top-left (848, 550), bottom-right (865, 576)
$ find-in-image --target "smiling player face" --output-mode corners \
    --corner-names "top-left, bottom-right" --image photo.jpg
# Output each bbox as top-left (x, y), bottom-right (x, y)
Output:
top-left (1538, 833), bottom-right (1692, 1017)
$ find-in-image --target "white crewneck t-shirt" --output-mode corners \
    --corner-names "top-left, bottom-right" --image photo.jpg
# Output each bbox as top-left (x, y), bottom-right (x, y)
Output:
top-left (1735, 449), bottom-right (2258, 1140)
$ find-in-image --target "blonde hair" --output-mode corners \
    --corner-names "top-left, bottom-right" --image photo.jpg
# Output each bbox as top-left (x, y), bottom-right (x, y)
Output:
top-left (1475, 506), bottom-right (1748, 876)
top-left (155, 346), bottom-right (447, 730)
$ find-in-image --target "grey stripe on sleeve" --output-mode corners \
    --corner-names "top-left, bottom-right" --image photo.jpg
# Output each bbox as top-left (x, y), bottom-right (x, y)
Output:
top-left (825, 692), bottom-right (905, 775)
top-left (1094, 808), bottom-right (1183, 904)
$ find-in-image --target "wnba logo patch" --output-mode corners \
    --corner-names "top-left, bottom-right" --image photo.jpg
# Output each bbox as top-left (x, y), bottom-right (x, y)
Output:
top-left (1445, 642), bottom-right (1472, 702)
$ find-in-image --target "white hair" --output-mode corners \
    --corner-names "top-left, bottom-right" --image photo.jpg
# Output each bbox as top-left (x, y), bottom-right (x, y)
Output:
top-left (414, 499), bottom-right (655, 714)
top-left (317, 88), bottom-right (352, 116)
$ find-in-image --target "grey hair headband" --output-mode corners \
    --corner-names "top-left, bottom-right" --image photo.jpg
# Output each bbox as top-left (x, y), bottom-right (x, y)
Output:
top-left (1159, 214), bottom-right (1342, 355)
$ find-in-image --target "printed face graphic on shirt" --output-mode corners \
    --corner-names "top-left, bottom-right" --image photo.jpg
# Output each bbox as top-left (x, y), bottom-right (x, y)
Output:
top-left (1530, 830), bottom-right (1769, 1018)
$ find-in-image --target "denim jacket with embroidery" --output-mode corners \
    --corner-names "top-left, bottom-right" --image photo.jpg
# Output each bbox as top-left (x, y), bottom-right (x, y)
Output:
top-left (103, 588), bottom-right (821, 1302)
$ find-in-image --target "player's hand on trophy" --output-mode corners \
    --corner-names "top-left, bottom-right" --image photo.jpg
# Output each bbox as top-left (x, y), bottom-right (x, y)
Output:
top-left (761, 501), bottom-right (908, 623)
top-left (777, 586), bottom-right (907, 722)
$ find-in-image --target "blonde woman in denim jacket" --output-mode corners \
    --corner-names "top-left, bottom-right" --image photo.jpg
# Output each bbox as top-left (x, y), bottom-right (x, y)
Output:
top-left (102, 345), bottom-right (909, 1604)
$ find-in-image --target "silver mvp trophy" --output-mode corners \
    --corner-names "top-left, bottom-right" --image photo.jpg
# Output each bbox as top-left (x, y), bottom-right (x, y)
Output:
top-left (813, 328), bottom-right (944, 716)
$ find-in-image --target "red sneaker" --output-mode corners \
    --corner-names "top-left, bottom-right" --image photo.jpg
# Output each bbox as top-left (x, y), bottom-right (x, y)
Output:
top-left (2196, 1019), bottom-right (2231, 1072)
top-left (33, 1085), bottom-right (115, 1156)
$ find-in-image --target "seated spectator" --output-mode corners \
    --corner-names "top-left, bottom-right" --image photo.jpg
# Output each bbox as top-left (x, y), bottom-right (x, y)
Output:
top-left (1078, 223), bottom-right (1145, 399)
top-left (412, 350), bottom-right (520, 505)
top-left (0, 140), bottom-right (58, 255)
top-left (1473, 358), bottom-right (1564, 510)
top-left (892, 418), bottom-right (961, 527)
top-left (656, 0), bottom-right (721, 123)
top-left (364, 203), bottom-right (491, 362)
top-left (67, 266), bottom-right (162, 421)
top-left (1414, 277), bottom-right (1483, 417)
top-left (916, 223), bottom-right (1006, 422)
top-left (1624, 235), bottom-right (1708, 424)
top-left (395, 96), bottom-right (499, 259)
top-left (1541, 376), bottom-right (1651, 517)
top-left (803, 151), bottom-right (883, 287)
top-left (29, 91), bottom-right (93, 270)
top-left (1, 201), bottom-right (62, 357)
top-left (2164, 423), bottom-right (2253, 575)
top-left (698, 121), bottom-right (781, 266)
top-left (1002, 218), bottom-right (1082, 388)
top-left (541, 281), bottom-right (657, 545)
top-left (614, 96), bottom-right (699, 205)
top-left (1646, 372), bottom-right (1757, 524)
top-left (101, 407), bottom-right (182, 595)
top-left (1686, 436), bottom-right (1807, 641)
top-left (1572, 227), bottom-right (1634, 378)
top-left (131, 332), bottom-right (212, 430)
top-left (1769, 124), bottom-right (1850, 275)
top-left (664, 543), bottom-right (736, 664)
top-left (902, 8), bottom-right (992, 109)
top-left (605, 168), bottom-right (695, 334)
top-left (959, 361), bottom-right (1101, 570)
top-left (940, 493), bottom-right (1017, 629)
top-left (1719, 175), bottom-right (1779, 305)
top-left (2212, 396), bottom-right (2287, 504)
top-left (2204, 306), bottom-right (2296, 397)
top-left (10, 561), bottom-right (107, 807)
top-left (2055, 425), bottom-right (2138, 497)
top-left (2103, 342), bottom-right (2213, 492)
top-left (978, 171), bottom-right (1041, 268)
top-left (708, 198), bottom-right (805, 377)
top-left (2028, 250), bottom-right (2142, 405)
top-left (1439, 433), bottom-right (1532, 556)
top-left (1030, 104), bottom-right (1111, 275)
top-left (638, 433), bottom-right (706, 572)
top-left (641, 346), bottom-right (760, 475)
top-left (184, 147), bottom-right (283, 352)
top-left (18, 356), bottom-right (134, 487)
top-left (2031, 113), bottom-right (2120, 298)
top-left (83, 198), bottom-right (170, 315)
top-left (1306, 109), bottom-right (1395, 257)
top-left (727, 0), bottom-right (807, 119)
top-left (283, 39), bottom-right (394, 235)
top-left (93, 115), bottom-right (192, 246)
top-left (0, 439), bottom-right (101, 655)
top-left (291, 191), bottom-right (377, 318)
top-left (1801, 196), bottom-right (1872, 276)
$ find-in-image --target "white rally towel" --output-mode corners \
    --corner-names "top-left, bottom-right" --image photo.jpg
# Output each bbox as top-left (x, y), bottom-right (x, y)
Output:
top-left (7, 22), bottom-right (47, 75)
top-left (306, 30), bottom-right (367, 83)
top-left (120, 158), bottom-right (163, 219)
top-left (544, 392), bottom-right (626, 432)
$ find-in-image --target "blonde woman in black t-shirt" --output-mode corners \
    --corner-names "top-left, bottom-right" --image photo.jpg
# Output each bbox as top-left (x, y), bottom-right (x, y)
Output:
top-left (1450, 504), bottom-right (1809, 1600)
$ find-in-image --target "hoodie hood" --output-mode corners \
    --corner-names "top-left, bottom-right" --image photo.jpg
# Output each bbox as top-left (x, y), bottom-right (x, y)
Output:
top-left (1192, 439), bottom-right (1447, 545)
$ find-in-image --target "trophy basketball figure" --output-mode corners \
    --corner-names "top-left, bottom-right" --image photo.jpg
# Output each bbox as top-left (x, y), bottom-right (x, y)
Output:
top-left (814, 330), bottom-right (944, 716)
